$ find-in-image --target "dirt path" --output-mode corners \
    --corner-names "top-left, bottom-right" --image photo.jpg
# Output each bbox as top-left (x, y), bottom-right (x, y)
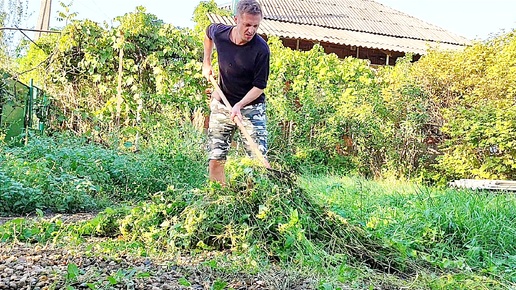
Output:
top-left (0, 243), bottom-right (316, 289)
top-left (0, 214), bottom-right (317, 290)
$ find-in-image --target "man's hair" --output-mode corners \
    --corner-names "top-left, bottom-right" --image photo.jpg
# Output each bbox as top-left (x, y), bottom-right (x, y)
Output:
top-left (236, 0), bottom-right (263, 18)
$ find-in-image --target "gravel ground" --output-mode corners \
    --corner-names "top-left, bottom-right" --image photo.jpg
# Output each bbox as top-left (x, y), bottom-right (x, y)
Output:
top-left (0, 214), bottom-right (318, 290)
top-left (0, 213), bottom-right (98, 226)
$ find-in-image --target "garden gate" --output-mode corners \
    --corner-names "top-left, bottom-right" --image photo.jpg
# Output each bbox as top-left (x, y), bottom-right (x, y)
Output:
top-left (0, 72), bottom-right (50, 144)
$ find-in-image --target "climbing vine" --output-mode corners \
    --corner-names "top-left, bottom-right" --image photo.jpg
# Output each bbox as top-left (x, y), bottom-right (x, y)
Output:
top-left (18, 7), bottom-right (206, 147)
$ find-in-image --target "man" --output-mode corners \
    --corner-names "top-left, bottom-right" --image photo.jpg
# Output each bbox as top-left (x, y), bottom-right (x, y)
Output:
top-left (202, 0), bottom-right (270, 185)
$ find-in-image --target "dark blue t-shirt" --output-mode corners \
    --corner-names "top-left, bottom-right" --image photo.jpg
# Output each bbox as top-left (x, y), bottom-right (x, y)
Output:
top-left (206, 23), bottom-right (270, 106)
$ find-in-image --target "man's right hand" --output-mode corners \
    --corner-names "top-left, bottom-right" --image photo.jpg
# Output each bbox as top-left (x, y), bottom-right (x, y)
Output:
top-left (202, 63), bottom-right (213, 81)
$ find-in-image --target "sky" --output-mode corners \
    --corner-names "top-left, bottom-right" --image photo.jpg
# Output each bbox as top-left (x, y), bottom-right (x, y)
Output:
top-left (17, 0), bottom-right (516, 41)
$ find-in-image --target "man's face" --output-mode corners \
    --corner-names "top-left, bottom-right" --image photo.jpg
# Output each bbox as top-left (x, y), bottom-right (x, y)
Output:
top-left (234, 12), bottom-right (262, 44)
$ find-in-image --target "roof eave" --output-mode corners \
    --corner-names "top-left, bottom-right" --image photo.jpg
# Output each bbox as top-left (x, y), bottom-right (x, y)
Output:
top-left (207, 13), bottom-right (467, 55)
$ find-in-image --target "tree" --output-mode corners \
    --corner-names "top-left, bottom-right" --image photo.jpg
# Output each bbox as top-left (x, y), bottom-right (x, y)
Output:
top-left (192, 0), bottom-right (231, 41)
top-left (17, 7), bottom-right (207, 147)
top-left (0, 0), bottom-right (29, 68)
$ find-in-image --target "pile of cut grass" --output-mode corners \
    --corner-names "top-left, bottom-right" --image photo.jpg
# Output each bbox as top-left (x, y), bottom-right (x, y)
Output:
top-left (72, 159), bottom-right (418, 276)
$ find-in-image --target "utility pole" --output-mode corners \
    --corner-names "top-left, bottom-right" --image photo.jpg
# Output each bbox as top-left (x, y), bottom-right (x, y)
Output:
top-left (35, 0), bottom-right (52, 40)
top-left (232, 0), bottom-right (239, 16)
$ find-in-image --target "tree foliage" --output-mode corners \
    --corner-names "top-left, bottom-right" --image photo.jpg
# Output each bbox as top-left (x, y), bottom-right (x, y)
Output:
top-left (266, 31), bottom-right (516, 181)
top-left (0, 0), bottom-right (28, 68)
top-left (266, 39), bottom-right (374, 174)
top-left (192, 0), bottom-right (231, 41)
top-left (266, 39), bottom-right (434, 178)
top-left (18, 7), bottom-right (206, 147)
top-left (413, 32), bottom-right (516, 181)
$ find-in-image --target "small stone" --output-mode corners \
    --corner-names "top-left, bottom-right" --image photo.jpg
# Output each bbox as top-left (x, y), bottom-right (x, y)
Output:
top-left (17, 279), bottom-right (26, 288)
top-left (32, 266), bottom-right (44, 274)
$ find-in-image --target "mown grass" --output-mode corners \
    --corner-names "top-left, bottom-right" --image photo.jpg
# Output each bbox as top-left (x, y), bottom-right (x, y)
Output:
top-left (1, 132), bottom-right (516, 289)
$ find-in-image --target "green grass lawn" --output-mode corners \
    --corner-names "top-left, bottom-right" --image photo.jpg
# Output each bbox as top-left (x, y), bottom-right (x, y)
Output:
top-left (299, 174), bottom-right (516, 288)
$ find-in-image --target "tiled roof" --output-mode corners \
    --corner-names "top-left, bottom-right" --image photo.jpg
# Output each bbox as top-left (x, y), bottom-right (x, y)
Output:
top-left (212, 0), bottom-right (469, 54)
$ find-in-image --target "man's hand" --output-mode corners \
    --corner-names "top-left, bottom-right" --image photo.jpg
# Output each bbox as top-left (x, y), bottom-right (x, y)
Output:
top-left (204, 87), bottom-right (213, 99)
top-left (230, 103), bottom-right (243, 123)
top-left (202, 63), bottom-right (213, 81)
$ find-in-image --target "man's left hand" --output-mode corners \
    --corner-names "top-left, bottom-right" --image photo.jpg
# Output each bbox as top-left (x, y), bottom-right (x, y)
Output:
top-left (230, 103), bottom-right (243, 123)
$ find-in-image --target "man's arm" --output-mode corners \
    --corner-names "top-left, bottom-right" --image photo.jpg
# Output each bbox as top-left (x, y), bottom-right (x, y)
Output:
top-left (202, 34), bottom-right (214, 80)
top-left (231, 87), bottom-right (264, 121)
top-left (203, 33), bottom-right (223, 101)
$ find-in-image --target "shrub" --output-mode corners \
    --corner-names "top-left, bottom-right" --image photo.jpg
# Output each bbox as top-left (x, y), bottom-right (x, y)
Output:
top-left (0, 128), bottom-right (207, 215)
top-left (413, 32), bottom-right (516, 182)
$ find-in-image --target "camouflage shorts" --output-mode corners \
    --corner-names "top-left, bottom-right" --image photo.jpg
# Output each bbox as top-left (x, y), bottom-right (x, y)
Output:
top-left (207, 99), bottom-right (268, 160)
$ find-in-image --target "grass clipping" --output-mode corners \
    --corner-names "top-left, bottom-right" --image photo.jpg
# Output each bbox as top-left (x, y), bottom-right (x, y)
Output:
top-left (94, 159), bottom-right (413, 274)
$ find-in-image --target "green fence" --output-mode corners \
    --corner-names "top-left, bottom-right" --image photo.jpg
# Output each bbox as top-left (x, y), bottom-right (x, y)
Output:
top-left (0, 72), bottom-right (50, 143)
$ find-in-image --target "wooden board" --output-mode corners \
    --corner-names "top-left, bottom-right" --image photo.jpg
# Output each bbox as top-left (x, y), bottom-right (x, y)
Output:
top-left (449, 179), bottom-right (516, 192)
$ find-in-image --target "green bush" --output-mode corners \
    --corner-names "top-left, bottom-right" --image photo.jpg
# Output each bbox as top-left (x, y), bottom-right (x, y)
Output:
top-left (0, 171), bottom-right (45, 214)
top-left (413, 32), bottom-right (516, 182)
top-left (0, 128), bottom-right (207, 215)
top-left (266, 39), bottom-right (434, 179)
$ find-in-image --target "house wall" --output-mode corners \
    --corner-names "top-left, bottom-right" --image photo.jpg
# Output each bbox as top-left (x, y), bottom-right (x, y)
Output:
top-left (279, 38), bottom-right (420, 66)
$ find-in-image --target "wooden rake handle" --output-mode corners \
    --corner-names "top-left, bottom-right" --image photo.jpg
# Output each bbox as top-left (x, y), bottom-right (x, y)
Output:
top-left (209, 75), bottom-right (270, 168)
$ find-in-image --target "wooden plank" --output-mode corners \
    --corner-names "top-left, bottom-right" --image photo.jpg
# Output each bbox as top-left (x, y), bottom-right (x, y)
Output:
top-left (449, 179), bottom-right (516, 192)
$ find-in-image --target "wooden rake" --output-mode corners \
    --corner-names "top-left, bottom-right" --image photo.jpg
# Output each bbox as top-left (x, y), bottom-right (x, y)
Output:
top-left (208, 76), bottom-right (294, 182)
top-left (209, 75), bottom-right (270, 168)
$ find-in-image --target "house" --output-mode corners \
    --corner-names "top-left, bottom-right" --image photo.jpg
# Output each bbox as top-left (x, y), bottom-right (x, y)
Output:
top-left (208, 0), bottom-right (470, 65)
